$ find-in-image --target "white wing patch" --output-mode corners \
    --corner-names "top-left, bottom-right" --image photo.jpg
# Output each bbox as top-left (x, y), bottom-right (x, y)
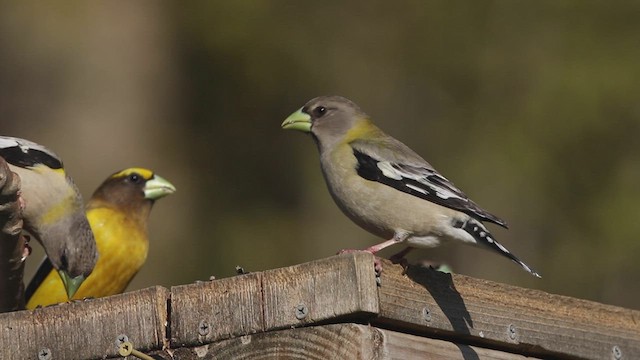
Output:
top-left (376, 161), bottom-right (467, 201)
top-left (376, 162), bottom-right (403, 180)
top-left (405, 183), bottom-right (428, 194)
top-left (0, 136), bottom-right (54, 155)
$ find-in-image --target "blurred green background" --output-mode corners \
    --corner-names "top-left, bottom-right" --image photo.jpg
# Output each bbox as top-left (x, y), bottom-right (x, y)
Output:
top-left (1, 2), bottom-right (638, 309)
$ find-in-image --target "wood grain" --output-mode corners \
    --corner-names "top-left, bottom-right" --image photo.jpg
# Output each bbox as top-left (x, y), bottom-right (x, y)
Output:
top-left (1, 254), bottom-right (638, 359)
top-left (170, 323), bottom-right (540, 360)
top-left (375, 258), bottom-right (640, 360)
top-left (0, 286), bottom-right (168, 360)
top-left (170, 253), bottom-right (379, 347)
top-left (261, 252), bottom-right (379, 330)
top-left (170, 273), bottom-right (263, 347)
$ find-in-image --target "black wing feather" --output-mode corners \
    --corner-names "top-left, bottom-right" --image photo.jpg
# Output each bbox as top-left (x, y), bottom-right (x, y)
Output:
top-left (353, 149), bottom-right (507, 228)
top-left (25, 257), bottom-right (55, 302)
top-left (0, 146), bottom-right (63, 169)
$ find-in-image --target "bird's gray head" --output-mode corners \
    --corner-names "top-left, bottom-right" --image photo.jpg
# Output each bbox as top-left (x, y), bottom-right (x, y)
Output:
top-left (282, 96), bottom-right (369, 150)
top-left (40, 208), bottom-right (98, 298)
top-left (47, 211), bottom-right (98, 277)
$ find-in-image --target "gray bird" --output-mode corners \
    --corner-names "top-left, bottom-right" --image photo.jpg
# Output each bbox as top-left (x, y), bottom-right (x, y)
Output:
top-left (281, 96), bottom-right (540, 277)
top-left (0, 136), bottom-right (98, 298)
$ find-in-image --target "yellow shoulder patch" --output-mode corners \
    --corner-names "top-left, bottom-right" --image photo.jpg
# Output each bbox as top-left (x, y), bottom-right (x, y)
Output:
top-left (342, 117), bottom-right (383, 144)
top-left (112, 168), bottom-right (154, 180)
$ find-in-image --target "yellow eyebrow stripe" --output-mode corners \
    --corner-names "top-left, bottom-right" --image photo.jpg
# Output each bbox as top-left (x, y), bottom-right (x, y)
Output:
top-left (112, 168), bottom-right (154, 180)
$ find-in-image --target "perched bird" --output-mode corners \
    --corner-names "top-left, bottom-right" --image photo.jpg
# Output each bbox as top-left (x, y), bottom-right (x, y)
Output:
top-left (281, 96), bottom-right (540, 277)
top-left (25, 167), bottom-right (176, 309)
top-left (0, 136), bottom-right (98, 299)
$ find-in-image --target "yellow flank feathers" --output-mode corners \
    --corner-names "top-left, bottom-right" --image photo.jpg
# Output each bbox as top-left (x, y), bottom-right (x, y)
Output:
top-left (113, 167), bottom-right (154, 180)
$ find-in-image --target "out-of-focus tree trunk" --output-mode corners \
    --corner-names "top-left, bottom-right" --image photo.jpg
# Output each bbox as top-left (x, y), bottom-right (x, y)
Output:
top-left (0, 157), bottom-right (26, 313)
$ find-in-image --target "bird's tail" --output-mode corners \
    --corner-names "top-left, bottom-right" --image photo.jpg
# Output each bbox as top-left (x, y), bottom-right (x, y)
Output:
top-left (463, 219), bottom-right (541, 278)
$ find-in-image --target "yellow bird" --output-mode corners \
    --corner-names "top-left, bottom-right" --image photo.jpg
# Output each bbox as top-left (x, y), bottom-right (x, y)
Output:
top-left (25, 168), bottom-right (176, 308)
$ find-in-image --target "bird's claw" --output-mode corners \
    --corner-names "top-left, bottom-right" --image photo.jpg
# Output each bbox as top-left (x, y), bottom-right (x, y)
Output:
top-left (337, 248), bottom-right (384, 277)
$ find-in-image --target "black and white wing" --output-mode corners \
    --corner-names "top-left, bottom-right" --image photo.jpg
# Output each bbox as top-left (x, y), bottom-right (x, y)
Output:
top-left (0, 136), bottom-right (63, 170)
top-left (353, 148), bottom-right (507, 228)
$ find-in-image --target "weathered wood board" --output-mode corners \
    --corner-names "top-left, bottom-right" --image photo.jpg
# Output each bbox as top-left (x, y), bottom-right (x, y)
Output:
top-left (170, 252), bottom-right (379, 347)
top-left (0, 253), bottom-right (638, 360)
top-left (169, 323), bottom-right (542, 360)
top-left (0, 286), bottom-right (168, 360)
top-left (375, 258), bottom-right (640, 360)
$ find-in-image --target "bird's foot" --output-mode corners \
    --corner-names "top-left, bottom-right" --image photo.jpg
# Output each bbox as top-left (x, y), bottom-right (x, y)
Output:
top-left (20, 240), bottom-right (32, 262)
top-left (235, 265), bottom-right (250, 275)
top-left (337, 249), bottom-right (383, 275)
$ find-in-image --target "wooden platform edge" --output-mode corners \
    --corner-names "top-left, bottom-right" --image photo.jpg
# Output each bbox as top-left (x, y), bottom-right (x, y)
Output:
top-left (169, 252), bottom-right (379, 347)
top-left (0, 254), bottom-right (639, 360)
top-left (375, 257), bottom-right (640, 360)
top-left (166, 323), bottom-right (543, 360)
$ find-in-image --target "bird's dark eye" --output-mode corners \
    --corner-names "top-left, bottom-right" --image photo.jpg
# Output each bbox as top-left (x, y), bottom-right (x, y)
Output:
top-left (313, 106), bottom-right (327, 117)
top-left (128, 173), bottom-right (141, 183)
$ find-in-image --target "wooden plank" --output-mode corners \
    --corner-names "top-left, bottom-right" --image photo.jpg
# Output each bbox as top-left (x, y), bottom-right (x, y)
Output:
top-left (381, 326), bottom-right (541, 360)
top-left (170, 273), bottom-right (263, 347)
top-left (261, 252), bottom-right (379, 329)
top-left (0, 286), bottom-right (168, 360)
top-left (170, 253), bottom-right (380, 348)
top-left (169, 323), bottom-right (540, 359)
top-left (170, 324), bottom-right (379, 360)
top-left (375, 258), bottom-right (640, 360)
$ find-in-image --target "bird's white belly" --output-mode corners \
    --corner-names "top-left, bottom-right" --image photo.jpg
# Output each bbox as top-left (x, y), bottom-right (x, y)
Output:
top-left (405, 234), bottom-right (442, 248)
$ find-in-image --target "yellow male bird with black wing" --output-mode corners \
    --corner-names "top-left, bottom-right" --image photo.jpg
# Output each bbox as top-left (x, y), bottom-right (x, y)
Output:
top-left (0, 136), bottom-right (98, 299)
top-left (25, 168), bottom-right (175, 308)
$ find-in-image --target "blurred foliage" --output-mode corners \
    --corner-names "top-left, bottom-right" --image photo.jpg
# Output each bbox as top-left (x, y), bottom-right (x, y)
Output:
top-left (0, 1), bottom-right (639, 309)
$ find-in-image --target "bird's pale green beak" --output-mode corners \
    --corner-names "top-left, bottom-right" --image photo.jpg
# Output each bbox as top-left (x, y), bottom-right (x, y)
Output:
top-left (281, 108), bottom-right (312, 132)
top-left (144, 175), bottom-right (176, 200)
top-left (58, 270), bottom-right (85, 299)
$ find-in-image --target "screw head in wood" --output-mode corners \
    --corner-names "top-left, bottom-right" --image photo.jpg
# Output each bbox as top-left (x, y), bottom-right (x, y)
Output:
top-left (422, 306), bottom-right (432, 322)
top-left (295, 303), bottom-right (309, 320)
top-left (38, 348), bottom-right (51, 360)
top-left (612, 345), bottom-right (622, 359)
top-left (508, 324), bottom-right (517, 341)
top-left (116, 334), bottom-right (129, 346)
top-left (198, 320), bottom-right (211, 336)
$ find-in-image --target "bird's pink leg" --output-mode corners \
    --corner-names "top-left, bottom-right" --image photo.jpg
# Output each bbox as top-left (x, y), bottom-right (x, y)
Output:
top-left (337, 238), bottom-right (402, 274)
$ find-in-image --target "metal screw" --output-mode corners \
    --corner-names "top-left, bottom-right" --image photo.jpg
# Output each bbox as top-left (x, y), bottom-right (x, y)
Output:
top-left (422, 306), bottom-right (432, 322)
top-left (38, 348), bottom-right (51, 360)
top-left (295, 303), bottom-right (309, 320)
top-left (508, 324), bottom-right (517, 340)
top-left (198, 320), bottom-right (210, 336)
top-left (612, 345), bottom-right (622, 359)
top-left (116, 334), bottom-right (129, 346)
top-left (118, 341), bottom-right (156, 360)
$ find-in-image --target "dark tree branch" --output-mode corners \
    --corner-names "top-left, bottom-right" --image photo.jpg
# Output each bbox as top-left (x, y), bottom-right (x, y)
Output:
top-left (0, 156), bottom-right (26, 313)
